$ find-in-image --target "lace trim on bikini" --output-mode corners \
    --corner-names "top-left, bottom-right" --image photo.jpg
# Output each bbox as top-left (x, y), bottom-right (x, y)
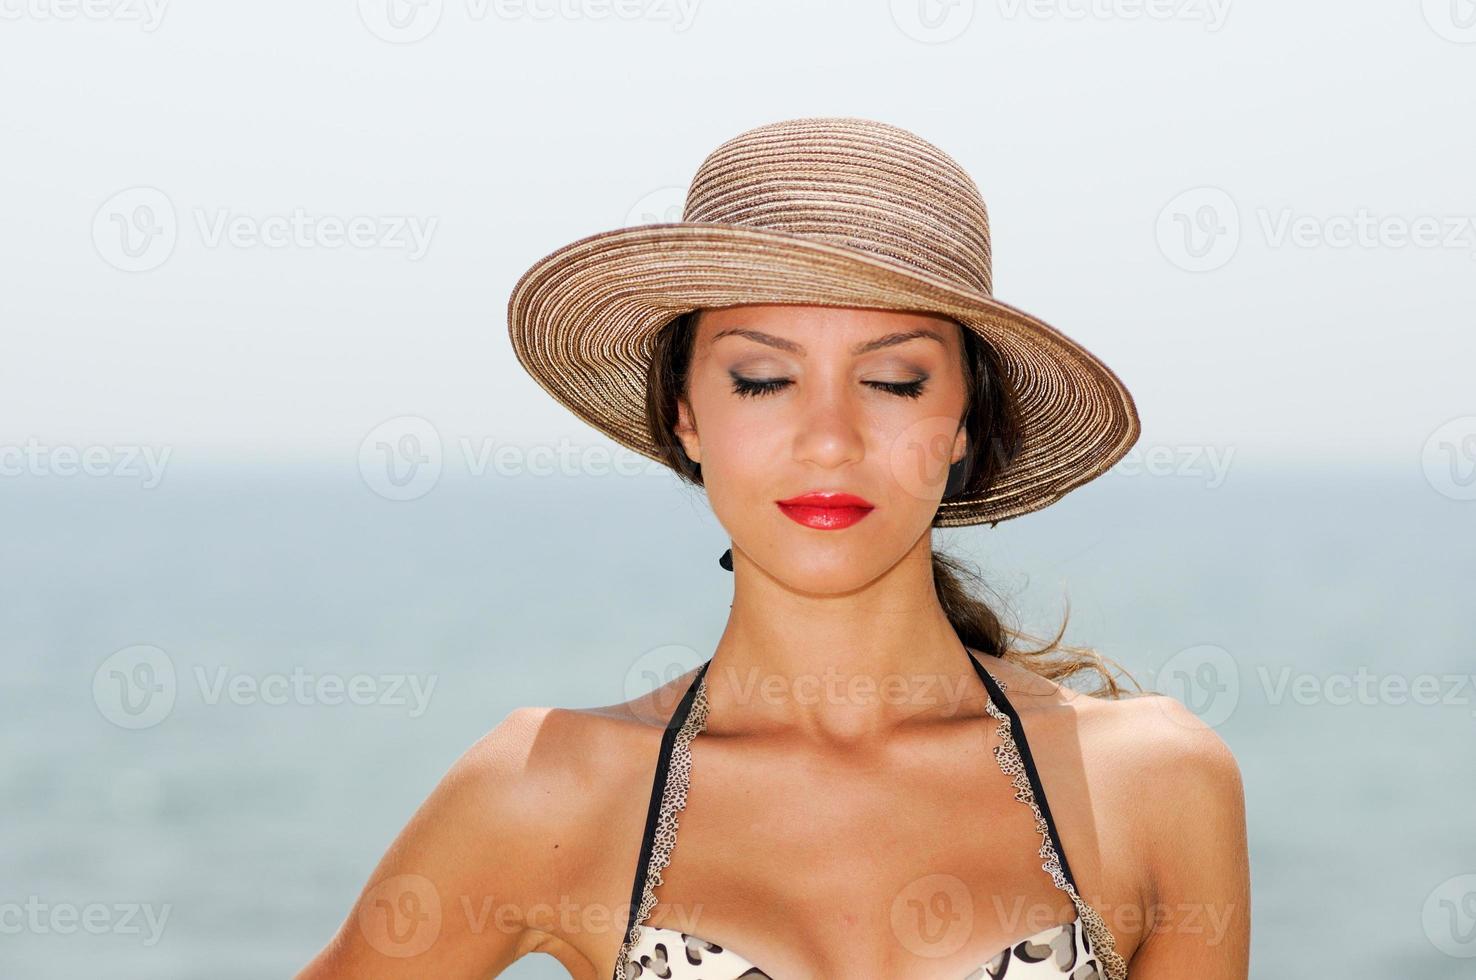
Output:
top-left (981, 673), bottom-right (1129, 980)
top-left (613, 672), bottom-right (710, 980)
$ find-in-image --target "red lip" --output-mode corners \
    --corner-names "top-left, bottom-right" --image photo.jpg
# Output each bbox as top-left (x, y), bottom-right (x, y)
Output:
top-left (775, 491), bottom-right (876, 530)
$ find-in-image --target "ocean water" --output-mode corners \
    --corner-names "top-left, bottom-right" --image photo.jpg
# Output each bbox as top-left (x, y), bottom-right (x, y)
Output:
top-left (1, 458), bottom-right (1472, 979)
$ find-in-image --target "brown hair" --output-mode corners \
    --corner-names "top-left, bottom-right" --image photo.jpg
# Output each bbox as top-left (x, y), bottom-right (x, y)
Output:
top-left (645, 308), bottom-right (1139, 698)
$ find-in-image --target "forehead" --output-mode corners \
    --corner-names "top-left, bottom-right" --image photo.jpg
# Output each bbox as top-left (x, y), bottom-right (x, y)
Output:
top-left (692, 303), bottom-right (961, 349)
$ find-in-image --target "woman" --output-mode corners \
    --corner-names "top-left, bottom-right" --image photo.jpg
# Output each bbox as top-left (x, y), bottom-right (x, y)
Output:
top-left (299, 117), bottom-right (1249, 979)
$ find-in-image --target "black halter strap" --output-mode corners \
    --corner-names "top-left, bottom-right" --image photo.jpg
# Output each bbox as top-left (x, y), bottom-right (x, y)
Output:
top-left (619, 658), bottom-right (712, 973)
top-left (963, 646), bottom-right (1080, 891)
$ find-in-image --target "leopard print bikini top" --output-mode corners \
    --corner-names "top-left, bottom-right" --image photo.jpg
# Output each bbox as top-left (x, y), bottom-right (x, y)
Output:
top-left (612, 647), bottom-right (1128, 980)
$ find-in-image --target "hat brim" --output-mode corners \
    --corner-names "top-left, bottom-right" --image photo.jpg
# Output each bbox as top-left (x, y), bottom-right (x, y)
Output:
top-left (506, 221), bottom-right (1140, 527)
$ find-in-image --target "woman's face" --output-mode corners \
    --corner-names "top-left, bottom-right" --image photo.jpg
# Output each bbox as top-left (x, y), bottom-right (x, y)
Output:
top-left (675, 304), bottom-right (970, 592)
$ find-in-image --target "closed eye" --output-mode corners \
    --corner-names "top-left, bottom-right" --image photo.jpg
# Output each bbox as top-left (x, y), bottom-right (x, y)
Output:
top-left (730, 376), bottom-right (790, 398)
top-left (729, 376), bottom-right (929, 399)
top-left (869, 379), bottom-right (927, 399)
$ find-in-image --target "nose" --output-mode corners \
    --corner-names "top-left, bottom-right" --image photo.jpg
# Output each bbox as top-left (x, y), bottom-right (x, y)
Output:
top-left (789, 381), bottom-right (865, 470)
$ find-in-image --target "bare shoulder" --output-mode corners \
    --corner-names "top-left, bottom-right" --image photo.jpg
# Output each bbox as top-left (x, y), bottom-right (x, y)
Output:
top-left (977, 657), bottom-right (1243, 829)
top-left (1095, 696), bottom-right (1251, 970)
top-left (443, 671), bottom-right (710, 871)
top-left (447, 693), bottom-right (673, 852)
top-left (297, 689), bottom-right (681, 978)
top-left (1079, 683), bottom-right (1244, 806)
top-left (977, 654), bottom-right (1249, 962)
top-left (982, 654), bottom-right (1243, 793)
top-left (1074, 687), bottom-right (1248, 914)
top-left (453, 664), bottom-right (706, 817)
top-left (983, 655), bottom-right (1248, 917)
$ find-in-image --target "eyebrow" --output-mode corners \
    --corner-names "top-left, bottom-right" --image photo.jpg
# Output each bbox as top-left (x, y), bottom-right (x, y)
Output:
top-left (710, 327), bottom-right (947, 356)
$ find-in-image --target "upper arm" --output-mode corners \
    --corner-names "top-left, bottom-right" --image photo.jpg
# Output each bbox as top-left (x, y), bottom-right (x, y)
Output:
top-left (1125, 696), bottom-right (1251, 979)
top-left (295, 706), bottom-right (567, 980)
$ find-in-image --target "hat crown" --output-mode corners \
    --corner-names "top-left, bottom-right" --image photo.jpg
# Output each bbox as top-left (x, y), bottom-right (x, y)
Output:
top-left (680, 117), bottom-right (994, 295)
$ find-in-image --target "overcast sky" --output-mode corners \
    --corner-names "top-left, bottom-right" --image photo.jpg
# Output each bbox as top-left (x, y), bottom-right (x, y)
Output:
top-left (3, 0), bottom-right (1472, 471)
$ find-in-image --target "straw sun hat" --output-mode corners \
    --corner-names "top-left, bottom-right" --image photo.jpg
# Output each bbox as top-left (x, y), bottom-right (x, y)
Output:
top-left (506, 116), bottom-right (1140, 527)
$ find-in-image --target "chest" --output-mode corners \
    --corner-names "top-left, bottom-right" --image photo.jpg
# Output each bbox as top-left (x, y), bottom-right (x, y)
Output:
top-left (629, 734), bottom-right (1112, 977)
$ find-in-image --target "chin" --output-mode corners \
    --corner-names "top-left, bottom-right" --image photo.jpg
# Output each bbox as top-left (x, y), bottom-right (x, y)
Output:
top-left (750, 535), bottom-right (906, 595)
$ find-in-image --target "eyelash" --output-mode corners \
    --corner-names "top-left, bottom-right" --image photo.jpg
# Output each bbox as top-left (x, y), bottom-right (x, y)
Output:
top-left (729, 376), bottom-right (928, 400)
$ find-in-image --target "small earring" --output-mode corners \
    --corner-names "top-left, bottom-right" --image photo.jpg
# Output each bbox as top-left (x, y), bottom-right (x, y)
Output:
top-left (718, 547), bottom-right (733, 571)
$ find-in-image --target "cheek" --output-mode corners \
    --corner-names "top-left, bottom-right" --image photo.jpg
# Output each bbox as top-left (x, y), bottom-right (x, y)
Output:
top-left (879, 411), bottom-right (962, 509)
top-left (694, 404), bottom-right (779, 512)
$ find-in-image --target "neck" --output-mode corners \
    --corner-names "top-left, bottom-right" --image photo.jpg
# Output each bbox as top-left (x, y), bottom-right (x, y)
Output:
top-left (705, 533), bottom-right (988, 744)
